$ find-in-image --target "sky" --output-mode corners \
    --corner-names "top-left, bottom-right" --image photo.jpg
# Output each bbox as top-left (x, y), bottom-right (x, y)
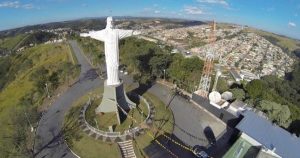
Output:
top-left (0, 0), bottom-right (299, 39)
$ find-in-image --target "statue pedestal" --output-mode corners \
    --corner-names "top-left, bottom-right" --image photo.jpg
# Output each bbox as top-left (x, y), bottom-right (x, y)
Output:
top-left (96, 80), bottom-right (136, 124)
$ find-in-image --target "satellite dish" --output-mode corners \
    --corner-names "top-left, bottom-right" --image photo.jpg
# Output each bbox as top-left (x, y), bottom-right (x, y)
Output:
top-left (216, 71), bottom-right (222, 77)
top-left (209, 91), bottom-right (221, 103)
top-left (221, 91), bottom-right (233, 101)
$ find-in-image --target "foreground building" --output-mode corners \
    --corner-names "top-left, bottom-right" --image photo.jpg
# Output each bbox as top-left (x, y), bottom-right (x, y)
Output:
top-left (223, 110), bottom-right (300, 158)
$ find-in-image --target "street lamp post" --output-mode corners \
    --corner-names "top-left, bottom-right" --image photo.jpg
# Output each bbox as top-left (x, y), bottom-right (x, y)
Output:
top-left (23, 110), bottom-right (37, 158)
top-left (24, 112), bottom-right (34, 132)
top-left (45, 83), bottom-right (50, 98)
top-left (163, 69), bottom-right (166, 82)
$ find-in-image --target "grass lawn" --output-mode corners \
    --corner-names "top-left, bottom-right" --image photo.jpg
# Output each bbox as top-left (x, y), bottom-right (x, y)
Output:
top-left (0, 43), bottom-right (76, 155)
top-left (65, 87), bottom-right (121, 158)
top-left (71, 133), bottom-right (120, 158)
top-left (97, 112), bottom-right (119, 130)
top-left (92, 99), bottom-right (149, 132)
top-left (114, 101), bottom-right (149, 132)
top-left (0, 43), bottom-right (71, 109)
top-left (0, 34), bottom-right (27, 50)
top-left (65, 85), bottom-right (174, 158)
top-left (133, 92), bottom-right (174, 158)
top-left (84, 83), bottom-right (149, 132)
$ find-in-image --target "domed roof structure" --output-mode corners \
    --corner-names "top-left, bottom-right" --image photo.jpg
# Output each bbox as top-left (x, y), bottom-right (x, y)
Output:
top-left (221, 91), bottom-right (233, 101)
top-left (209, 91), bottom-right (221, 103)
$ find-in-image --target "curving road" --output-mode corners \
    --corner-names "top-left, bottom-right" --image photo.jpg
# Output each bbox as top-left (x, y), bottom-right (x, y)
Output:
top-left (34, 40), bottom-right (102, 158)
top-left (34, 40), bottom-right (229, 158)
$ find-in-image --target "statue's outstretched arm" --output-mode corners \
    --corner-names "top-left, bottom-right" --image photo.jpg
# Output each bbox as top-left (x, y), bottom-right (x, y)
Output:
top-left (118, 29), bottom-right (141, 39)
top-left (80, 30), bottom-right (106, 41)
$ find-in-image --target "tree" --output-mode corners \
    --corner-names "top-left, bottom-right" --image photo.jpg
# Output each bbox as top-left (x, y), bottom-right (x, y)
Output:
top-left (49, 72), bottom-right (59, 90)
top-left (168, 54), bottom-right (203, 92)
top-left (149, 54), bottom-right (171, 77)
top-left (294, 48), bottom-right (300, 58)
top-left (230, 88), bottom-right (245, 101)
top-left (245, 79), bottom-right (265, 98)
top-left (29, 66), bottom-right (49, 82)
top-left (257, 100), bottom-right (291, 128)
top-left (217, 78), bottom-right (228, 93)
top-left (289, 120), bottom-right (300, 136)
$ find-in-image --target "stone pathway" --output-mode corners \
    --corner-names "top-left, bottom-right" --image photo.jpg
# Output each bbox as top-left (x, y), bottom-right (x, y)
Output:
top-left (117, 140), bottom-right (137, 158)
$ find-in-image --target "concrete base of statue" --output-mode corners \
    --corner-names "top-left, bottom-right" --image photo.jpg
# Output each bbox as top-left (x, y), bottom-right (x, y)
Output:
top-left (96, 80), bottom-right (136, 124)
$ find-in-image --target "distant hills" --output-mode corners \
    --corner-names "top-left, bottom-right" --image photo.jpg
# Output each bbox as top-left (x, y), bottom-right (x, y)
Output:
top-left (0, 17), bottom-right (106, 37)
top-left (0, 16), bottom-right (299, 59)
top-left (0, 17), bottom-right (205, 37)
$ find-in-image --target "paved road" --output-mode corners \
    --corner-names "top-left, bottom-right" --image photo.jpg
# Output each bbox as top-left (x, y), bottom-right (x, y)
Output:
top-left (120, 77), bottom-right (229, 157)
top-left (34, 40), bottom-right (229, 158)
top-left (147, 84), bottom-right (230, 157)
top-left (149, 84), bottom-right (225, 147)
top-left (34, 40), bottom-right (102, 158)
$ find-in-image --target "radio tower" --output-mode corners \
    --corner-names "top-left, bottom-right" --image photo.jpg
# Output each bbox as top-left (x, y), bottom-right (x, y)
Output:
top-left (195, 21), bottom-right (216, 97)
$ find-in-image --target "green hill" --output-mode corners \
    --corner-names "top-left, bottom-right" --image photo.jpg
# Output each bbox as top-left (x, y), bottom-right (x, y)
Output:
top-left (0, 34), bottom-right (27, 50)
top-left (0, 42), bottom-right (79, 157)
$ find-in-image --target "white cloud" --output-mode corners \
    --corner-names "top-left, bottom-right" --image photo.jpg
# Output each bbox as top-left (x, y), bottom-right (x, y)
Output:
top-left (142, 7), bottom-right (162, 14)
top-left (0, 1), bottom-right (20, 8)
top-left (197, 0), bottom-right (228, 6)
top-left (288, 22), bottom-right (296, 27)
top-left (154, 10), bottom-right (160, 14)
top-left (0, 1), bottom-right (37, 9)
top-left (22, 4), bottom-right (34, 9)
top-left (184, 6), bottom-right (204, 15)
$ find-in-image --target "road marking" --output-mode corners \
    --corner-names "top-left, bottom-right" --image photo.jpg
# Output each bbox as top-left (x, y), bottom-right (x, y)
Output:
top-left (64, 139), bottom-right (81, 158)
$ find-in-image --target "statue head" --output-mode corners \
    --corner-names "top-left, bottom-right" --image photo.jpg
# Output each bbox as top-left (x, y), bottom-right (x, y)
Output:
top-left (106, 17), bottom-right (114, 29)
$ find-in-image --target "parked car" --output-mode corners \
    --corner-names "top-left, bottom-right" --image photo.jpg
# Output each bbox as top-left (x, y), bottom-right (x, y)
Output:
top-left (193, 146), bottom-right (208, 158)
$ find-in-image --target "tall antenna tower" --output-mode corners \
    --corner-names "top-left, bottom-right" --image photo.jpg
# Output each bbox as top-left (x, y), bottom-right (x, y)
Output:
top-left (195, 21), bottom-right (216, 97)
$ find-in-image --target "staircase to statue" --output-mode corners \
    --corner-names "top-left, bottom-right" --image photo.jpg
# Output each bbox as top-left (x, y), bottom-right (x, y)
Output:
top-left (117, 140), bottom-right (137, 158)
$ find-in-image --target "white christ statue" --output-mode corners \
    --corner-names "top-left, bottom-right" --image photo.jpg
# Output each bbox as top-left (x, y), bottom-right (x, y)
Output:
top-left (80, 17), bottom-right (139, 86)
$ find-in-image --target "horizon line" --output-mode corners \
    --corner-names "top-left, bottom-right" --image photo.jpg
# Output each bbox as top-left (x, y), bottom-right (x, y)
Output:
top-left (0, 16), bottom-right (299, 41)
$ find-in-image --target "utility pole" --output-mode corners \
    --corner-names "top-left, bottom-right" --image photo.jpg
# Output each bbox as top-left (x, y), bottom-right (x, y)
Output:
top-left (24, 111), bottom-right (34, 132)
top-left (45, 83), bottom-right (50, 98)
top-left (163, 69), bottom-right (166, 82)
